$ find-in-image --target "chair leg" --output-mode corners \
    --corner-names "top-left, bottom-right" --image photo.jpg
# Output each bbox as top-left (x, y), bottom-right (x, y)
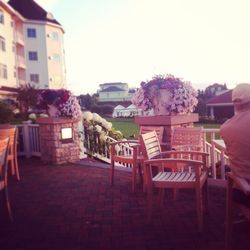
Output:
top-left (110, 160), bottom-right (115, 186)
top-left (132, 162), bottom-right (137, 192)
top-left (147, 186), bottom-right (153, 223)
top-left (9, 159), bottom-right (15, 176)
top-left (3, 187), bottom-right (13, 222)
top-left (158, 189), bottom-right (165, 208)
top-left (203, 181), bottom-right (209, 214)
top-left (225, 178), bottom-right (233, 250)
top-left (173, 188), bottom-right (179, 201)
top-left (14, 155), bottom-right (20, 181)
top-left (196, 187), bottom-right (203, 232)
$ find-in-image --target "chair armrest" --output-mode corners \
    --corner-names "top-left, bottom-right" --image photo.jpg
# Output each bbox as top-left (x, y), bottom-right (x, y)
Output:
top-left (227, 172), bottom-right (250, 195)
top-left (144, 158), bottom-right (204, 170)
top-left (160, 150), bottom-right (209, 157)
top-left (172, 145), bottom-right (202, 150)
top-left (110, 140), bottom-right (139, 146)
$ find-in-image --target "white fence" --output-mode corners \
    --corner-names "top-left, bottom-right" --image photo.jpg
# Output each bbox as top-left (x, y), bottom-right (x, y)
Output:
top-left (17, 122), bottom-right (41, 158)
top-left (17, 122), bottom-right (229, 182)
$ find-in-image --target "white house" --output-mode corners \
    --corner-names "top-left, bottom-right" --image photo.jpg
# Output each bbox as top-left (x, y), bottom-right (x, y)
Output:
top-left (0, 0), bottom-right (66, 100)
top-left (98, 82), bottom-right (136, 102)
top-left (112, 104), bottom-right (143, 117)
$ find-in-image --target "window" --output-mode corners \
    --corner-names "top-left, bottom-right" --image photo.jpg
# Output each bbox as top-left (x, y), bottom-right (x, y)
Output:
top-left (28, 51), bottom-right (38, 61)
top-left (30, 74), bottom-right (39, 83)
top-left (0, 36), bottom-right (5, 51)
top-left (0, 64), bottom-right (7, 79)
top-left (27, 28), bottom-right (36, 38)
top-left (0, 10), bottom-right (4, 24)
top-left (52, 53), bottom-right (60, 61)
top-left (52, 32), bottom-right (59, 40)
top-left (54, 75), bottom-right (61, 84)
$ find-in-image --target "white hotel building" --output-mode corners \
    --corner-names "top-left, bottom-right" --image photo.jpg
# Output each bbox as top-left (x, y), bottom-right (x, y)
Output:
top-left (0, 0), bottom-right (66, 100)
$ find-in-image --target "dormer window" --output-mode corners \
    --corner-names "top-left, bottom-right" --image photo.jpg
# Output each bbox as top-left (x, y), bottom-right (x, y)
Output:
top-left (46, 12), bottom-right (54, 20)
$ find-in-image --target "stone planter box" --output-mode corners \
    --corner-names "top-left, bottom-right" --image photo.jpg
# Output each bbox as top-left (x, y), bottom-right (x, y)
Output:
top-left (135, 113), bottom-right (199, 149)
top-left (36, 117), bottom-right (80, 165)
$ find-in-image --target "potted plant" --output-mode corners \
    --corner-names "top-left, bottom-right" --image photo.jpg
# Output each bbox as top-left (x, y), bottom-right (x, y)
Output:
top-left (132, 74), bottom-right (198, 116)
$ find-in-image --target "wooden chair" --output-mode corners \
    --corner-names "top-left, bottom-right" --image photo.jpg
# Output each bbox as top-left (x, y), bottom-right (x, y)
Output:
top-left (139, 126), bottom-right (166, 149)
top-left (110, 140), bottom-right (144, 192)
top-left (110, 127), bottom-right (164, 192)
top-left (171, 126), bottom-right (203, 151)
top-left (0, 127), bottom-right (20, 181)
top-left (0, 137), bottom-right (13, 221)
top-left (225, 173), bottom-right (250, 250)
top-left (140, 131), bottom-right (209, 232)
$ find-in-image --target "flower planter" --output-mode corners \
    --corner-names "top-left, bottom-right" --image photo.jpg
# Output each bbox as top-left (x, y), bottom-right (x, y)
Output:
top-left (135, 113), bottom-right (199, 149)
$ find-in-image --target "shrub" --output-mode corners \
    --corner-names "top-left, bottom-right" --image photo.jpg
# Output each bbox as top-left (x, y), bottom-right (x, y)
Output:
top-left (0, 102), bottom-right (14, 124)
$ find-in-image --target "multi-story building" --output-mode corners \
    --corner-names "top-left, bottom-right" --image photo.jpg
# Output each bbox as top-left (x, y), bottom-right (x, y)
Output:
top-left (0, 0), bottom-right (66, 100)
top-left (98, 82), bottom-right (135, 102)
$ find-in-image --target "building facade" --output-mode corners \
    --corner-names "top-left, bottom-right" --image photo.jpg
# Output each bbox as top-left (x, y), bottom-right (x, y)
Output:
top-left (98, 82), bottom-right (135, 102)
top-left (0, 0), bottom-right (66, 99)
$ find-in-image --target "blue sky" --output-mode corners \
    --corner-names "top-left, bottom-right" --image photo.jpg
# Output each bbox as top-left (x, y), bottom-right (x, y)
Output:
top-left (35, 0), bottom-right (250, 95)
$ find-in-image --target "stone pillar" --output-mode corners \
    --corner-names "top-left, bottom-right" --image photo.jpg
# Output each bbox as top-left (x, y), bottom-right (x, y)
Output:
top-left (36, 117), bottom-right (80, 165)
top-left (135, 113), bottom-right (199, 149)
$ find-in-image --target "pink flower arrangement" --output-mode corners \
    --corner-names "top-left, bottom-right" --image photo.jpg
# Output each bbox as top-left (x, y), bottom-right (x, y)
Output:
top-left (37, 89), bottom-right (82, 120)
top-left (132, 74), bottom-right (198, 115)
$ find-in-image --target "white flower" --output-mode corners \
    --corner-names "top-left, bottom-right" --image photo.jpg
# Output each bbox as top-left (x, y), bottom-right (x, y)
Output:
top-left (95, 125), bottom-right (102, 133)
top-left (39, 113), bottom-right (48, 118)
top-left (99, 132), bottom-right (108, 142)
top-left (105, 122), bottom-right (112, 131)
top-left (29, 113), bottom-right (36, 120)
top-left (93, 113), bottom-right (102, 123)
top-left (88, 125), bottom-right (93, 130)
top-left (82, 111), bottom-right (93, 121)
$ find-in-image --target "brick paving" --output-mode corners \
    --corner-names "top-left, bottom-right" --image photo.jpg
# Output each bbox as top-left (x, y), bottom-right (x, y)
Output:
top-left (0, 157), bottom-right (250, 250)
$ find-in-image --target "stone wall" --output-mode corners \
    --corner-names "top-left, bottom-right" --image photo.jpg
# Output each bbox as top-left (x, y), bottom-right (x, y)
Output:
top-left (37, 117), bottom-right (80, 165)
top-left (135, 113), bottom-right (199, 149)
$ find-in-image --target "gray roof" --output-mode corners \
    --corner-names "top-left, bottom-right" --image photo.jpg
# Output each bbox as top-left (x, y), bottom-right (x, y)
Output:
top-left (100, 86), bottom-right (126, 92)
top-left (8, 0), bottom-right (61, 25)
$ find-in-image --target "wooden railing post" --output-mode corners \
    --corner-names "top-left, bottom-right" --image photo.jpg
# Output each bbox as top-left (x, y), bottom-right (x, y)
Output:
top-left (22, 120), bottom-right (32, 158)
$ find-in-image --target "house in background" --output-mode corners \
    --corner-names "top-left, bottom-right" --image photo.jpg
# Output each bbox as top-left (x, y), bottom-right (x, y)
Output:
top-left (0, 0), bottom-right (66, 100)
top-left (98, 82), bottom-right (135, 103)
top-left (206, 90), bottom-right (234, 120)
top-left (112, 104), bottom-right (143, 117)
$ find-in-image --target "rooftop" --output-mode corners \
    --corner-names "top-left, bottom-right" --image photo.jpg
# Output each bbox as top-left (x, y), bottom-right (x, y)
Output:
top-left (207, 90), bottom-right (233, 105)
top-left (8, 0), bottom-right (61, 25)
top-left (99, 86), bottom-right (126, 92)
top-left (1, 157), bottom-right (250, 250)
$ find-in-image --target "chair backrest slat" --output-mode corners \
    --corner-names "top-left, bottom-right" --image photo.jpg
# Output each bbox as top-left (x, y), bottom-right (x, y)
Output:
top-left (140, 131), bottom-right (162, 160)
top-left (171, 127), bottom-right (203, 150)
top-left (139, 126), bottom-right (164, 143)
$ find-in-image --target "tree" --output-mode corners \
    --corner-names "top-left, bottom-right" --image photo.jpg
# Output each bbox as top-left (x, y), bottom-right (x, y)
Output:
top-left (16, 84), bottom-right (39, 112)
top-left (78, 94), bottom-right (96, 110)
top-left (0, 101), bottom-right (14, 124)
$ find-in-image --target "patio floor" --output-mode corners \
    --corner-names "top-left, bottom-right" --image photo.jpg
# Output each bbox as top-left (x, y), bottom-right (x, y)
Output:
top-left (1, 157), bottom-right (250, 250)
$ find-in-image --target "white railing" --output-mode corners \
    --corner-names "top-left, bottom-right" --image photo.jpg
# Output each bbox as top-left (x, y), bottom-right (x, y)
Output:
top-left (203, 128), bottom-right (229, 184)
top-left (17, 121), bottom-right (41, 158)
top-left (16, 122), bottom-right (229, 182)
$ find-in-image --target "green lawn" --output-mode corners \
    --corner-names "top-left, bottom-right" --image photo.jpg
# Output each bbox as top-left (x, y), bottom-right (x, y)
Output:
top-left (107, 117), bottom-right (222, 139)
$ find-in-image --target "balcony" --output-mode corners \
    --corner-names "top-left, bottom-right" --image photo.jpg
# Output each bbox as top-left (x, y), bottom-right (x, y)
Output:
top-left (15, 31), bottom-right (25, 46)
top-left (16, 55), bottom-right (26, 69)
